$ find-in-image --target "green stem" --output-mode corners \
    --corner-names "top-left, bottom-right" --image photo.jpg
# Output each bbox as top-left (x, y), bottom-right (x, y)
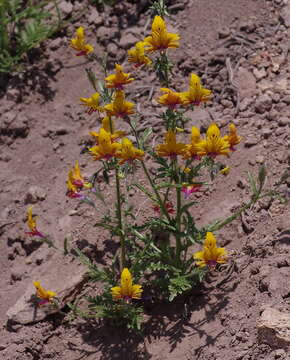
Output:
top-left (140, 160), bottom-right (171, 222)
top-left (175, 162), bottom-right (182, 263)
top-left (115, 169), bottom-right (126, 269)
top-left (108, 115), bottom-right (125, 269)
top-left (127, 120), bottom-right (171, 221)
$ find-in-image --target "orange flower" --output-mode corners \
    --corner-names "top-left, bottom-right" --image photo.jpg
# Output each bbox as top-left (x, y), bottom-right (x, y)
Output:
top-left (155, 130), bottom-right (186, 158)
top-left (182, 126), bottom-right (202, 160)
top-left (116, 137), bottom-right (144, 165)
top-left (195, 124), bottom-right (230, 158)
top-left (111, 268), bottom-right (143, 301)
top-left (158, 88), bottom-right (184, 109)
top-left (105, 64), bottom-right (134, 89)
top-left (25, 207), bottom-right (44, 238)
top-left (70, 27), bottom-right (94, 56)
top-left (89, 128), bottom-right (121, 161)
top-left (33, 281), bottom-right (56, 305)
top-left (193, 232), bottom-right (227, 268)
top-left (128, 41), bottom-right (152, 67)
top-left (80, 92), bottom-right (102, 114)
top-left (90, 117), bottom-right (125, 142)
top-left (143, 16), bottom-right (180, 52)
top-left (225, 124), bottom-right (241, 151)
top-left (181, 73), bottom-right (211, 106)
top-left (104, 90), bottom-right (135, 118)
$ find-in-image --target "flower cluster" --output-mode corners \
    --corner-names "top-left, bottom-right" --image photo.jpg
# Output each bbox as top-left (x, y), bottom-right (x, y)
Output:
top-left (156, 123), bottom-right (240, 159)
top-left (126, 15), bottom-right (180, 68)
top-left (157, 73), bottom-right (211, 108)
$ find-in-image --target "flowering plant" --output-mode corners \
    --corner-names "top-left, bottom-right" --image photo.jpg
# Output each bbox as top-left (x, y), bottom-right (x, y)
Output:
top-left (25, 1), bottom-right (285, 331)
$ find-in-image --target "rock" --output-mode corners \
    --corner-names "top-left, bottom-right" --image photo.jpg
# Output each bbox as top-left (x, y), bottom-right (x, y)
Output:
top-left (11, 269), bottom-right (23, 282)
top-left (185, 109), bottom-right (212, 132)
top-left (88, 8), bottom-right (103, 26)
top-left (220, 99), bottom-right (233, 108)
top-left (274, 349), bottom-right (286, 358)
top-left (119, 33), bottom-right (139, 49)
top-left (49, 38), bottom-right (63, 50)
top-left (239, 97), bottom-right (254, 111)
top-left (107, 43), bottom-right (118, 57)
top-left (274, 78), bottom-right (288, 92)
top-left (97, 26), bottom-right (118, 45)
top-left (278, 117), bottom-right (289, 126)
top-left (280, 5), bottom-right (290, 28)
top-left (6, 88), bottom-right (21, 102)
top-left (239, 20), bottom-right (256, 33)
top-left (25, 186), bottom-right (47, 204)
top-left (255, 94), bottom-right (272, 114)
top-left (268, 269), bottom-right (289, 298)
top-left (282, 95), bottom-right (290, 105)
top-left (256, 155), bottom-right (265, 164)
top-left (275, 255), bottom-right (290, 268)
top-left (236, 67), bottom-right (256, 100)
top-left (253, 68), bottom-right (267, 80)
top-left (218, 27), bottom-right (231, 38)
top-left (0, 113), bottom-right (30, 138)
top-left (6, 263), bottom-right (87, 325)
top-left (42, 125), bottom-right (70, 138)
top-left (258, 79), bottom-right (273, 92)
top-left (262, 128), bottom-right (272, 139)
top-left (59, 1), bottom-right (73, 16)
top-left (244, 136), bottom-right (259, 147)
top-left (257, 307), bottom-right (290, 349)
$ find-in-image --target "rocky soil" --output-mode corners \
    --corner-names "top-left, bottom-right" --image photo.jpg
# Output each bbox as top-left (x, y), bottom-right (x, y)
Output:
top-left (0, 0), bottom-right (289, 359)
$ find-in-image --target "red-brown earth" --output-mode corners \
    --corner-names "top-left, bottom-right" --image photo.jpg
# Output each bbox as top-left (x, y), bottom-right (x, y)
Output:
top-left (0, 0), bottom-right (289, 359)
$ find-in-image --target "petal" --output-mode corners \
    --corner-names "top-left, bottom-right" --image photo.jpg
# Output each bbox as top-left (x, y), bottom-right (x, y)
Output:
top-left (131, 284), bottom-right (143, 299)
top-left (111, 286), bottom-right (122, 299)
top-left (193, 250), bottom-right (206, 261)
top-left (205, 232), bottom-right (217, 249)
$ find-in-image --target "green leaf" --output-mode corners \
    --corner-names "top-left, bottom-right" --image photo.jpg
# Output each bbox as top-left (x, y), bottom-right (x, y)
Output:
top-left (168, 275), bottom-right (192, 302)
top-left (247, 171), bottom-right (258, 195)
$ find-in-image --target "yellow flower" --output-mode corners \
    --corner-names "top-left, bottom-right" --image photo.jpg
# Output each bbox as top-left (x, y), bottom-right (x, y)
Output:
top-left (220, 166), bottom-right (230, 175)
top-left (90, 117), bottom-right (125, 142)
top-left (193, 232), bottom-right (227, 268)
top-left (128, 41), bottom-right (152, 67)
top-left (196, 124), bottom-right (230, 158)
top-left (70, 26), bottom-right (94, 56)
top-left (225, 124), bottom-right (241, 150)
top-left (158, 88), bottom-right (184, 109)
top-left (105, 64), bottom-right (134, 89)
top-left (116, 137), bottom-right (145, 165)
top-left (80, 92), bottom-right (102, 114)
top-left (26, 207), bottom-right (44, 238)
top-left (33, 281), bottom-right (56, 304)
top-left (182, 126), bottom-right (202, 160)
top-left (111, 268), bottom-right (143, 301)
top-left (89, 128), bottom-right (121, 161)
top-left (155, 130), bottom-right (186, 158)
top-left (104, 90), bottom-right (135, 118)
top-left (181, 74), bottom-right (211, 106)
top-left (143, 15), bottom-right (180, 52)
top-left (183, 167), bottom-right (191, 173)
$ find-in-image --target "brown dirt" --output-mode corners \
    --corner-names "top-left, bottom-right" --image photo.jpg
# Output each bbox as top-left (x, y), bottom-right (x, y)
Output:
top-left (0, 0), bottom-right (289, 359)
